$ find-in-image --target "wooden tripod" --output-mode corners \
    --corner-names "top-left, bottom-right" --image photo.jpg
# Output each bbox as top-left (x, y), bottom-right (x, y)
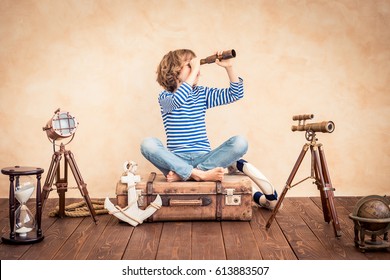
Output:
top-left (41, 143), bottom-right (97, 224)
top-left (266, 132), bottom-right (341, 237)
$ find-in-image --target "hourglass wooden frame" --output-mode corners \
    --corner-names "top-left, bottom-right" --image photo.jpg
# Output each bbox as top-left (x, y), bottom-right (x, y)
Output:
top-left (1, 166), bottom-right (44, 244)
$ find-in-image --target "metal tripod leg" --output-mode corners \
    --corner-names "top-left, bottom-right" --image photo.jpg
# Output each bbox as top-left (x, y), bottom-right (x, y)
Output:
top-left (266, 143), bottom-right (310, 229)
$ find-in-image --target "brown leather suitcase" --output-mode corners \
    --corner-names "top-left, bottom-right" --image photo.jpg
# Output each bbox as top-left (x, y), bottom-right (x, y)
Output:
top-left (116, 172), bottom-right (253, 221)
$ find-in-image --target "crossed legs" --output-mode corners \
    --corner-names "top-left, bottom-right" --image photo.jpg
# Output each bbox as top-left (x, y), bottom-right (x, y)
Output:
top-left (141, 136), bottom-right (278, 209)
top-left (140, 135), bottom-right (248, 182)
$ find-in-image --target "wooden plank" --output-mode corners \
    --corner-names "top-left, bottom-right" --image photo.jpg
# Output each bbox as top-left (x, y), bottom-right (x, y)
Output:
top-left (0, 198), bottom-right (386, 260)
top-left (330, 197), bottom-right (390, 260)
top-left (0, 198), bottom-right (8, 209)
top-left (0, 242), bottom-right (34, 259)
top-left (221, 221), bottom-right (261, 260)
top-left (191, 221), bottom-right (226, 260)
top-left (156, 222), bottom-right (192, 260)
top-left (86, 217), bottom-right (133, 260)
top-left (333, 196), bottom-right (361, 213)
top-left (276, 198), bottom-right (334, 260)
top-left (250, 206), bottom-right (297, 260)
top-left (0, 198), bottom-right (8, 219)
top-left (329, 199), bottom-right (371, 260)
top-left (0, 198), bottom-right (12, 238)
top-left (362, 246), bottom-right (390, 259)
top-left (290, 197), bottom-right (365, 260)
top-left (313, 197), bottom-right (363, 239)
top-left (53, 213), bottom-right (112, 260)
top-left (122, 222), bottom-right (163, 260)
top-left (1, 198), bottom-right (56, 238)
top-left (20, 216), bottom-right (84, 260)
top-left (0, 199), bottom-right (58, 260)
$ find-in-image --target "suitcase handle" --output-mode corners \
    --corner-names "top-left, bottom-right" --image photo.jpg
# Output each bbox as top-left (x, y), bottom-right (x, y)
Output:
top-left (161, 196), bottom-right (212, 207)
top-left (169, 199), bottom-right (203, 206)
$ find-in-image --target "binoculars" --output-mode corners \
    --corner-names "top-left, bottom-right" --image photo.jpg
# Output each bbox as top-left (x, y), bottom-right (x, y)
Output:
top-left (200, 49), bottom-right (236, 65)
top-left (291, 114), bottom-right (335, 133)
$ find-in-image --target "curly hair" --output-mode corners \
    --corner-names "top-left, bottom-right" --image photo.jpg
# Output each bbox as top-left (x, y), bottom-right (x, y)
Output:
top-left (156, 49), bottom-right (196, 92)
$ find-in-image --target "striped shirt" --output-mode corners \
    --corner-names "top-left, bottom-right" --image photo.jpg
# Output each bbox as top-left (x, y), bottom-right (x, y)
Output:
top-left (158, 78), bottom-right (244, 153)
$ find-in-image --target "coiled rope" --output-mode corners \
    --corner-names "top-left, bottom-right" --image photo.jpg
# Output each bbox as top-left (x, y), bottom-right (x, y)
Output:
top-left (48, 199), bottom-right (108, 217)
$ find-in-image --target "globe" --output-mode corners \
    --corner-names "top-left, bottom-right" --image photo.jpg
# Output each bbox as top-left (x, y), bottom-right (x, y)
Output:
top-left (355, 196), bottom-right (390, 232)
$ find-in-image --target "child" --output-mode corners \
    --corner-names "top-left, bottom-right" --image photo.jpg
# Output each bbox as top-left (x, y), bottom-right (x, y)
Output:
top-left (140, 49), bottom-right (278, 210)
top-left (140, 49), bottom-right (247, 182)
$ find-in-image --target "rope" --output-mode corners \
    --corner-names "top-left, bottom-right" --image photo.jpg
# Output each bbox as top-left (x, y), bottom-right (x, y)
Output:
top-left (108, 205), bottom-right (143, 224)
top-left (48, 199), bottom-right (108, 217)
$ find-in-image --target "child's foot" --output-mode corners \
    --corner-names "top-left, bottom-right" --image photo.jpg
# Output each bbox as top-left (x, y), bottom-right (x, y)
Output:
top-left (191, 167), bottom-right (225, 182)
top-left (227, 164), bottom-right (239, 174)
top-left (166, 171), bottom-right (182, 182)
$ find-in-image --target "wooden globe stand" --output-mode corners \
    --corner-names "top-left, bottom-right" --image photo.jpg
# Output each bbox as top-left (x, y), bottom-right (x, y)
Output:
top-left (349, 195), bottom-right (390, 252)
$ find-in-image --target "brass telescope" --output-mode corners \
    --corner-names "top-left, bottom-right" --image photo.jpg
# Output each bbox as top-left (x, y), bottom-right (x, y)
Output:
top-left (291, 114), bottom-right (335, 133)
top-left (200, 49), bottom-right (236, 65)
top-left (292, 121), bottom-right (335, 133)
top-left (266, 113), bottom-right (341, 237)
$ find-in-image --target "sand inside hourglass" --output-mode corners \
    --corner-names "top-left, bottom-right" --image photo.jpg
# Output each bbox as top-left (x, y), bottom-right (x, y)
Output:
top-left (15, 182), bottom-right (35, 236)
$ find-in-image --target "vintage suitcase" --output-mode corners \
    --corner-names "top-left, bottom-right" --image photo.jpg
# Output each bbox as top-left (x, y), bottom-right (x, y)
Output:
top-left (116, 172), bottom-right (253, 221)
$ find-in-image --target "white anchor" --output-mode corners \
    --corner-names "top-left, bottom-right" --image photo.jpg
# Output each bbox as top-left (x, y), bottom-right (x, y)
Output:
top-left (104, 161), bottom-right (162, 226)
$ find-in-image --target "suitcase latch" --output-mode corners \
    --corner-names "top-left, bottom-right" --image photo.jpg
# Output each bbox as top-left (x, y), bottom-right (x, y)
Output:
top-left (225, 189), bottom-right (241, 206)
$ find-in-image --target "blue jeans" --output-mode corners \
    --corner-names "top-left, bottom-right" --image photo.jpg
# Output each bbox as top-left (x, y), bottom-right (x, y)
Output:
top-left (140, 135), bottom-right (248, 180)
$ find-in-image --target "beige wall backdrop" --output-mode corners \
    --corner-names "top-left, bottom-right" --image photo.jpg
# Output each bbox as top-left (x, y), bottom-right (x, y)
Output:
top-left (0, 0), bottom-right (389, 199)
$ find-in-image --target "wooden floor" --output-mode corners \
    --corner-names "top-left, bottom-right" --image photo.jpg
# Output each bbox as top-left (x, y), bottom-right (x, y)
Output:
top-left (0, 197), bottom-right (389, 260)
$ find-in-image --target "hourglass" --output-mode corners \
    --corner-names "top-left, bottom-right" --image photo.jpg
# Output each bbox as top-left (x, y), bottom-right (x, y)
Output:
top-left (1, 166), bottom-right (44, 244)
top-left (15, 178), bottom-right (36, 236)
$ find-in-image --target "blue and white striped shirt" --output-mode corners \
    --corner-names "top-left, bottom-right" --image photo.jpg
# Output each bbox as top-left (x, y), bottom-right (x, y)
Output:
top-left (158, 78), bottom-right (244, 153)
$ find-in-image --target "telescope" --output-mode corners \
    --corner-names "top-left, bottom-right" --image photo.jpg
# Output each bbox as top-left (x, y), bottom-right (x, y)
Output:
top-left (200, 49), bottom-right (236, 65)
top-left (291, 114), bottom-right (335, 133)
top-left (266, 113), bottom-right (342, 237)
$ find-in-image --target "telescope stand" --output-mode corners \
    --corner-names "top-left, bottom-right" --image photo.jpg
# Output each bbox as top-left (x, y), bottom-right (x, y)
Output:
top-left (266, 134), bottom-right (341, 237)
top-left (41, 143), bottom-right (98, 224)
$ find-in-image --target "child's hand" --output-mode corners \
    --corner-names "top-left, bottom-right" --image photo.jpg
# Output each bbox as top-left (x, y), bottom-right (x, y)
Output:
top-left (182, 57), bottom-right (200, 87)
top-left (189, 57), bottom-right (201, 74)
top-left (215, 50), bottom-right (233, 68)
